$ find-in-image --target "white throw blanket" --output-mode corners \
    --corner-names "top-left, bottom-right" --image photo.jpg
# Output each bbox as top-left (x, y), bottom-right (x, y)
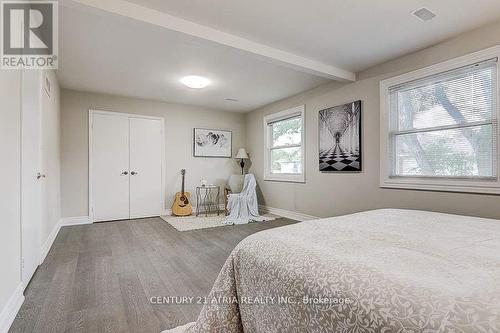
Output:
top-left (223, 174), bottom-right (265, 225)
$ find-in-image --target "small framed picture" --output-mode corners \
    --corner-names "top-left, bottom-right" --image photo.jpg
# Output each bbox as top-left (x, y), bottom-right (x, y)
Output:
top-left (193, 128), bottom-right (232, 158)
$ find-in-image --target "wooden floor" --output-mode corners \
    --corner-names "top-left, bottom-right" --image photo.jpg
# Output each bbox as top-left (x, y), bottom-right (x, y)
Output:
top-left (9, 217), bottom-right (296, 333)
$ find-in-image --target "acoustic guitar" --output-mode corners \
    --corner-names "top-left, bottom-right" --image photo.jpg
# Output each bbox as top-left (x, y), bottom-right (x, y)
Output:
top-left (171, 169), bottom-right (193, 216)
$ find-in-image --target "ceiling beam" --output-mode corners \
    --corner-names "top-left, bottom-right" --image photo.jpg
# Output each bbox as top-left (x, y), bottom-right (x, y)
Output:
top-left (62, 0), bottom-right (356, 81)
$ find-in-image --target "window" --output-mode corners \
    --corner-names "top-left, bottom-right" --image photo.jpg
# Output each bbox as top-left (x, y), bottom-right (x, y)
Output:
top-left (380, 46), bottom-right (500, 194)
top-left (264, 105), bottom-right (305, 182)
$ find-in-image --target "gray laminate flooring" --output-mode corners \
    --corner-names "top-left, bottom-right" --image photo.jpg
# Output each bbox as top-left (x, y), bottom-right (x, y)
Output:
top-left (9, 217), bottom-right (297, 333)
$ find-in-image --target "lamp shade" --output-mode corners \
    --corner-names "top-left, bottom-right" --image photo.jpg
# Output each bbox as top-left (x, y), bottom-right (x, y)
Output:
top-left (235, 148), bottom-right (249, 159)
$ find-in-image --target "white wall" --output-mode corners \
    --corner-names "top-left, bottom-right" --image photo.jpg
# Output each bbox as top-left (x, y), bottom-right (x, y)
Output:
top-left (60, 89), bottom-right (246, 218)
top-left (0, 70), bottom-right (23, 331)
top-left (245, 19), bottom-right (500, 220)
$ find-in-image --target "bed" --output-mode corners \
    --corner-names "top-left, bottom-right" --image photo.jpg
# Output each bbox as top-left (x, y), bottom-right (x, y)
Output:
top-left (164, 209), bottom-right (500, 332)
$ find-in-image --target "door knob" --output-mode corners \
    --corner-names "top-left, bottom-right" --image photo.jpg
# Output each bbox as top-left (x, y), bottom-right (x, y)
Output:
top-left (121, 171), bottom-right (129, 175)
top-left (36, 172), bottom-right (46, 179)
top-left (131, 171), bottom-right (138, 176)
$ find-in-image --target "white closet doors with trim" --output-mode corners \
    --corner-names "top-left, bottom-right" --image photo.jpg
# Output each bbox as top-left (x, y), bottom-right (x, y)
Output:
top-left (89, 110), bottom-right (165, 222)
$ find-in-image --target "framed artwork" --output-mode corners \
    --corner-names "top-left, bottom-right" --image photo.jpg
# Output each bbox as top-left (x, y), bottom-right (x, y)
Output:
top-left (193, 128), bottom-right (232, 158)
top-left (319, 100), bottom-right (362, 172)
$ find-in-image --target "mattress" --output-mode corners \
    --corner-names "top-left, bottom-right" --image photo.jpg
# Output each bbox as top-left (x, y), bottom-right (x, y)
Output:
top-left (164, 209), bottom-right (500, 332)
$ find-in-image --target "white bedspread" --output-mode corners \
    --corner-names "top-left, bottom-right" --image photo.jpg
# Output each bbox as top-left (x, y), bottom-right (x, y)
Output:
top-left (164, 209), bottom-right (500, 332)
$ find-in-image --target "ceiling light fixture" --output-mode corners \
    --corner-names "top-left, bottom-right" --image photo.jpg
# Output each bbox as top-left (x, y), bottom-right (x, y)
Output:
top-left (412, 7), bottom-right (436, 22)
top-left (225, 98), bottom-right (239, 102)
top-left (180, 75), bottom-right (210, 89)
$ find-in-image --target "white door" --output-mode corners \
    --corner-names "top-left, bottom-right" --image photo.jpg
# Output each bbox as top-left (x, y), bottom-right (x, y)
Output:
top-left (21, 70), bottom-right (42, 286)
top-left (129, 118), bottom-right (163, 219)
top-left (40, 73), bottom-right (50, 263)
top-left (91, 114), bottom-right (130, 222)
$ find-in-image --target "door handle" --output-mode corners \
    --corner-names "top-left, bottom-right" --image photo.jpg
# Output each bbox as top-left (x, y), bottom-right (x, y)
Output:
top-left (121, 171), bottom-right (129, 175)
top-left (36, 172), bottom-right (46, 179)
top-left (131, 171), bottom-right (138, 176)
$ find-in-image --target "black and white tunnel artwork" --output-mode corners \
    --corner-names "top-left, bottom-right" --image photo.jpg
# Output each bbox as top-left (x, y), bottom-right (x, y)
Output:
top-left (319, 101), bottom-right (362, 172)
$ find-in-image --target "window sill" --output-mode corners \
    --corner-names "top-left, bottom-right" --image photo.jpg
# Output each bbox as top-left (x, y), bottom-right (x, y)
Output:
top-left (264, 174), bottom-right (305, 183)
top-left (380, 178), bottom-right (500, 195)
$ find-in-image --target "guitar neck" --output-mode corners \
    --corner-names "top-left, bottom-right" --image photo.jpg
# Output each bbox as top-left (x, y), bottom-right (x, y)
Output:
top-left (181, 173), bottom-right (185, 195)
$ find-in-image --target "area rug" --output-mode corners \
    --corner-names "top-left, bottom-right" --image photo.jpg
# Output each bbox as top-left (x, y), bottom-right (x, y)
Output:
top-left (160, 213), bottom-right (278, 232)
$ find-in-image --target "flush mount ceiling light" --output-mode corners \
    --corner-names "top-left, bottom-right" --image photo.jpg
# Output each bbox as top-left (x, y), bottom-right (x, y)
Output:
top-left (180, 75), bottom-right (210, 89)
top-left (225, 98), bottom-right (239, 102)
top-left (412, 7), bottom-right (436, 22)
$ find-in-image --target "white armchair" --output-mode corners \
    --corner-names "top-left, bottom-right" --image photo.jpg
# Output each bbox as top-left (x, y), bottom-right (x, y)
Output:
top-left (223, 174), bottom-right (264, 225)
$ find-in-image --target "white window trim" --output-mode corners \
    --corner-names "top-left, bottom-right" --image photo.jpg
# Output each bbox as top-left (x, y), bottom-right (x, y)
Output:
top-left (263, 105), bottom-right (306, 183)
top-left (380, 45), bottom-right (500, 195)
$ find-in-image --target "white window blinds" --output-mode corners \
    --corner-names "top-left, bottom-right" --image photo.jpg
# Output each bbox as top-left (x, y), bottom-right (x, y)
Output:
top-left (388, 58), bottom-right (498, 179)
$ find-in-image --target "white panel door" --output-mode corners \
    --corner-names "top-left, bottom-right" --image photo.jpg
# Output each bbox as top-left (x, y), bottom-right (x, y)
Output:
top-left (21, 70), bottom-right (42, 286)
top-left (129, 118), bottom-right (163, 219)
top-left (91, 114), bottom-right (130, 222)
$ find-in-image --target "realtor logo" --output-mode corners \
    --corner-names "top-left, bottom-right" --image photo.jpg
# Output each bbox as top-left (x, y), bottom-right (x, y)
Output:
top-left (1, 0), bottom-right (58, 69)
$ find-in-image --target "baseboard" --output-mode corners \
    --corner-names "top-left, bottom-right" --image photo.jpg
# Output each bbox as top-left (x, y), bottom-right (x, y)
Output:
top-left (0, 283), bottom-right (24, 333)
top-left (60, 216), bottom-right (91, 226)
top-left (40, 219), bottom-right (62, 264)
top-left (259, 205), bottom-right (319, 222)
top-left (163, 204), bottom-right (225, 216)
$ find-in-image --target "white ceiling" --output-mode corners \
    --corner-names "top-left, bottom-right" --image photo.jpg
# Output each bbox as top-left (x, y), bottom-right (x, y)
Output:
top-left (57, 5), bottom-right (329, 112)
top-left (58, 0), bottom-right (500, 112)
top-left (125, 0), bottom-right (500, 72)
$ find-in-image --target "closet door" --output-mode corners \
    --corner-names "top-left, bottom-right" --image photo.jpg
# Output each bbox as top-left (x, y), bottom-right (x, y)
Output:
top-left (91, 114), bottom-right (130, 222)
top-left (129, 118), bottom-right (163, 219)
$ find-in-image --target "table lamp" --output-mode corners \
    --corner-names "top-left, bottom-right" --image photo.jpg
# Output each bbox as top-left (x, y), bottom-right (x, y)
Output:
top-left (235, 148), bottom-right (249, 175)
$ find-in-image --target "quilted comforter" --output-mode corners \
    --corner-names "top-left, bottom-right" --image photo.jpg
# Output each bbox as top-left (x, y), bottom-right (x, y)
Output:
top-left (164, 209), bottom-right (500, 332)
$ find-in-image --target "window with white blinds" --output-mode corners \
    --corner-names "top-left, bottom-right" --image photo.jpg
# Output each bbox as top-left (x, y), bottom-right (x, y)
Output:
top-left (380, 47), bottom-right (500, 194)
top-left (389, 59), bottom-right (498, 179)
